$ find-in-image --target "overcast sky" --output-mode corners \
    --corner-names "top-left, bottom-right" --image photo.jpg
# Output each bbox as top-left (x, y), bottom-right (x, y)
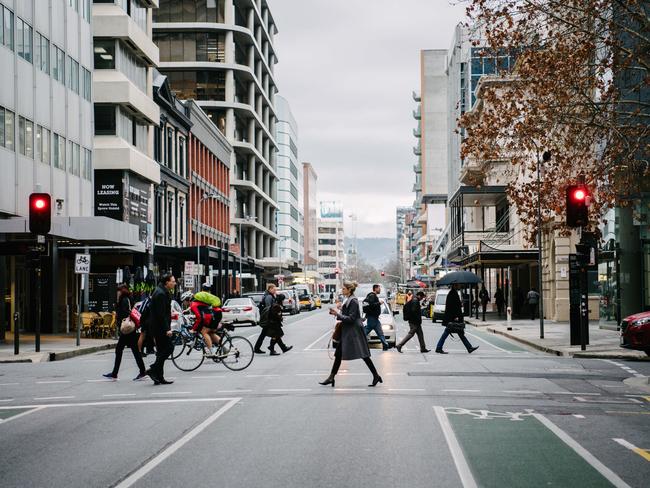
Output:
top-left (270, 0), bottom-right (466, 238)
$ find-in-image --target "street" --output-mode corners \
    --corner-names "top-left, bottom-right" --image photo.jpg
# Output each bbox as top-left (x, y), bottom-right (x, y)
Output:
top-left (1, 310), bottom-right (649, 488)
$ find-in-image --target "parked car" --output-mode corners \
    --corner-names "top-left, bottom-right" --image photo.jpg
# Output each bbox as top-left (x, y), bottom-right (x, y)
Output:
top-left (278, 289), bottom-right (300, 315)
top-left (299, 295), bottom-right (315, 311)
top-left (620, 310), bottom-right (650, 356)
top-left (431, 288), bottom-right (450, 323)
top-left (312, 294), bottom-right (322, 309)
top-left (365, 298), bottom-right (397, 347)
top-left (319, 293), bottom-right (331, 304)
top-left (222, 297), bottom-right (260, 326)
top-left (243, 292), bottom-right (265, 307)
top-left (133, 299), bottom-right (186, 331)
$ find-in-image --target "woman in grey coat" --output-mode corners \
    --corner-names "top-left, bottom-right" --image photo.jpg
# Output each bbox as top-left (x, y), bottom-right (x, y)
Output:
top-left (320, 281), bottom-right (382, 388)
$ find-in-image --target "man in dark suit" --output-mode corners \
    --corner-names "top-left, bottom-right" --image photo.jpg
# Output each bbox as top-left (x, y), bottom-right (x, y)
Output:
top-left (146, 273), bottom-right (176, 385)
top-left (435, 283), bottom-right (479, 354)
top-left (396, 291), bottom-right (430, 353)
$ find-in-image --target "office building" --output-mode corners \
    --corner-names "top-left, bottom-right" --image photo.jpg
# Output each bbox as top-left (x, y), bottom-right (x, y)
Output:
top-left (317, 201), bottom-right (344, 292)
top-left (302, 162), bottom-right (318, 268)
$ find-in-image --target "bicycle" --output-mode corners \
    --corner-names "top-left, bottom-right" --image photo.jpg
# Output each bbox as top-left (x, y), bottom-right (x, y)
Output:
top-left (171, 322), bottom-right (254, 372)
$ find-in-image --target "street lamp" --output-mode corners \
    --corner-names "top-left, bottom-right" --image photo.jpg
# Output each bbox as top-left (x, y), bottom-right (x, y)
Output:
top-left (238, 214), bottom-right (256, 292)
top-left (537, 150), bottom-right (551, 338)
top-left (197, 192), bottom-right (219, 288)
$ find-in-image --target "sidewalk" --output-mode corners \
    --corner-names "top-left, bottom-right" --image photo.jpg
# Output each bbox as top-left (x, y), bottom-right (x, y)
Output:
top-left (0, 333), bottom-right (116, 363)
top-left (465, 316), bottom-right (649, 360)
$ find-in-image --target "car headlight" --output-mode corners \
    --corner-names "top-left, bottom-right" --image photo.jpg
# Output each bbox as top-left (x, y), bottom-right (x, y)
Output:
top-left (381, 324), bottom-right (393, 331)
top-left (630, 317), bottom-right (650, 328)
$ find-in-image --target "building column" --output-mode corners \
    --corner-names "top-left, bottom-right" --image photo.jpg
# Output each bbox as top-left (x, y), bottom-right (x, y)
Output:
top-left (257, 233), bottom-right (264, 258)
top-left (247, 7), bottom-right (255, 32)
top-left (247, 156), bottom-right (255, 184)
top-left (248, 82), bottom-right (256, 111)
top-left (617, 206), bottom-right (643, 318)
top-left (257, 198), bottom-right (264, 227)
top-left (226, 108), bottom-right (235, 140)
top-left (224, 0), bottom-right (235, 24)
top-left (248, 228), bottom-right (257, 259)
top-left (264, 235), bottom-right (271, 258)
top-left (248, 192), bottom-right (256, 219)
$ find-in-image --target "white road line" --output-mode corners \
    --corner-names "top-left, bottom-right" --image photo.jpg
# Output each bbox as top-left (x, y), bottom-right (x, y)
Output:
top-left (575, 396), bottom-right (639, 404)
top-left (150, 392), bottom-right (192, 396)
top-left (388, 388), bottom-right (425, 392)
top-left (304, 329), bottom-right (333, 350)
top-left (245, 374), bottom-right (280, 378)
top-left (0, 399), bottom-right (15, 403)
top-left (103, 394), bottom-right (137, 398)
top-left (36, 380), bottom-right (71, 384)
top-left (443, 389), bottom-right (481, 393)
top-left (433, 406), bottom-right (478, 488)
top-left (550, 391), bottom-right (601, 396)
top-left (503, 390), bottom-right (542, 395)
top-left (115, 398), bottom-right (240, 488)
top-left (217, 390), bottom-right (252, 393)
top-left (33, 396), bottom-right (75, 401)
top-left (0, 383), bottom-right (19, 386)
top-left (267, 389), bottom-right (312, 392)
top-left (573, 414), bottom-right (585, 419)
top-left (464, 331), bottom-right (510, 353)
top-left (533, 413), bottom-right (631, 488)
top-left (0, 406), bottom-right (45, 425)
top-left (0, 397), bottom-right (239, 410)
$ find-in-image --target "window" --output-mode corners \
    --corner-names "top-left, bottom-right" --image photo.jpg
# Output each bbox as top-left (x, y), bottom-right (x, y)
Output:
top-left (16, 17), bottom-right (32, 63)
top-left (3, 6), bottom-right (13, 51)
top-left (83, 148), bottom-right (92, 180)
top-left (155, 0), bottom-right (225, 23)
top-left (42, 127), bottom-right (50, 164)
top-left (66, 139), bottom-right (72, 172)
top-left (178, 137), bottom-right (185, 176)
top-left (93, 40), bottom-right (115, 69)
top-left (82, 67), bottom-right (92, 101)
top-left (52, 45), bottom-right (65, 83)
top-left (35, 33), bottom-right (49, 73)
top-left (117, 42), bottom-right (146, 91)
top-left (166, 127), bottom-right (173, 168)
top-left (73, 142), bottom-right (80, 176)
top-left (94, 105), bottom-right (116, 135)
top-left (69, 58), bottom-right (79, 93)
top-left (154, 125), bottom-right (162, 162)
top-left (165, 70), bottom-right (226, 101)
top-left (0, 106), bottom-right (16, 151)
top-left (35, 125), bottom-right (42, 161)
top-left (154, 32), bottom-right (226, 63)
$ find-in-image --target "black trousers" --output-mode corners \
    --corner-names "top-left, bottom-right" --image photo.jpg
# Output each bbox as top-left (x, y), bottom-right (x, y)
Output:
top-left (150, 334), bottom-right (173, 379)
top-left (253, 330), bottom-right (267, 351)
top-left (328, 344), bottom-right (378, 378)
top-left (397, 322), bottom-right (427, 351)
top-left (111, 332), bottom-right (145, 376)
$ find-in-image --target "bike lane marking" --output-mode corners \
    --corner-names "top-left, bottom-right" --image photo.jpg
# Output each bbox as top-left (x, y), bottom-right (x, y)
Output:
top-left (433, 406), bottom-right (478, 488)
top-left (114, 397), bottom-right (240, 488)
top-left (435, 406), bottom-right (631, 488)
top-left (612, 438), bottom-right (650, 462)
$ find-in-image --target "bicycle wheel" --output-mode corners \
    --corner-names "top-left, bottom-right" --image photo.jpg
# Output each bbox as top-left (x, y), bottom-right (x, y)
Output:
top-left (171, 335), bottom-right (205, 371)
top-left (170, 331), bottom-right (184, 360)
top-left (220, 335), bottom-right (254, 371)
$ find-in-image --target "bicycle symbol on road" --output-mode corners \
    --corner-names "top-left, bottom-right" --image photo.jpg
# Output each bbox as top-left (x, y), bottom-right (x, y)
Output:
top-left (444, 407), bottom-right (534, 421)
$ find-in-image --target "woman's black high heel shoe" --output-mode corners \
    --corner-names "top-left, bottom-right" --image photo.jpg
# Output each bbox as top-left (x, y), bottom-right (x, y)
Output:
top-left (319, 377), bottom-right (335, 387)
top-left (368, 376), bottom-right (383, 387)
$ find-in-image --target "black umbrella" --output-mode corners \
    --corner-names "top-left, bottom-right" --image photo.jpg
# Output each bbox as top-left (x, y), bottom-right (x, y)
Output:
top-left (436, 271), bottom-right (482, 286)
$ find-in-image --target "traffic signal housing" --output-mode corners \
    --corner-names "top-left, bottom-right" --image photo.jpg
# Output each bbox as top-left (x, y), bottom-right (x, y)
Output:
top-left (381, 271), bottom-right (385, 277)
top-left (29, 193), bottom-right (52, 235)
top-left (566, 185), bottom-right (589, 228)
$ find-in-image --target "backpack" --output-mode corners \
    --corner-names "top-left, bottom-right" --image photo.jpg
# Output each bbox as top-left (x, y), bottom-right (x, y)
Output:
top-left (362, 293), bottom-right (381, 317)
top-left (402, 302), bottom-right (411, 322)
top-left (258, 293), bottom-right (272, 327)
top-left (138, 296), bottom-right (152, 327)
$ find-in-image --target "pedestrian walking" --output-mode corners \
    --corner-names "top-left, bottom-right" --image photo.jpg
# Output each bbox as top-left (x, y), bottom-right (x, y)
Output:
top-left (395, 291), bottom-right (430, 353)
top-left (267, 294), bottom-right (293, 355)
top-left (254, 283), bottom-right (277, 354)
top-left (103, 284), bottom-right (146, 381)
top-left (479, 284), bottom-right (490, 322)
top-left (319, 281), bottom-right (382, 388)
top-left (137, 292), bottom-right (155, 358)
top-left (494, 287), bottom-right (505, 317)
top-left (527, 287), bottom-right (540, 320)
top-left (145, 273), bottom-right (176, 385)
top-left (435, 283), bottom-right (479, 354)
top-left (362, 284), bottom-right (390, 350)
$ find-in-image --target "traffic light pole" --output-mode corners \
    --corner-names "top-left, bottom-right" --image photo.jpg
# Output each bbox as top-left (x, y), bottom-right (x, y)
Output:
top-left (537, 152), bottom-right (545, 339)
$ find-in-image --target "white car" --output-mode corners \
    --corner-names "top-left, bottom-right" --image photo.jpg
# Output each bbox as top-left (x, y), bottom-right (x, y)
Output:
top-left (221, 297), bottom-right (260, 326)
top-left (365, 299), bottom-right (397, 347)
top-left (431, 288), bottom-right (450, 322)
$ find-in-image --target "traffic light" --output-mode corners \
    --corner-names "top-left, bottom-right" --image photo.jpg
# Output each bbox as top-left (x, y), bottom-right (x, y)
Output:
top-left (566, 185), bottom-right (589, 227)
top-left (381, 271), bottom-right (385, 277)
top-left (29, 193), bottom-right (51, 235)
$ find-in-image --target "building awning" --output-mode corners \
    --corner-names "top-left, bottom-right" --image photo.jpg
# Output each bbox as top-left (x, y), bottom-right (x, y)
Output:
top-left (0, 216), bottom-right (144, 251)
top-left (449, 185), bottom-right (508, 208)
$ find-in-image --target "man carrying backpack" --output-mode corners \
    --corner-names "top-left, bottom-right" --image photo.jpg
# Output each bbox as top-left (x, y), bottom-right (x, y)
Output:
top-left (396, 291), bottom-right (430, 353)
top-left (145, 273), bottom-right (176, 385)
top-left (253, 283), bottom-right (277, 354)
top-left (363, 284), bottom-right (390, 350)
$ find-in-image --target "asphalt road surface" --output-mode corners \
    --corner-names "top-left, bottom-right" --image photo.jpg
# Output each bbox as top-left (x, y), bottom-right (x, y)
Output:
top-left (1, 309), bottom-right (649, 488)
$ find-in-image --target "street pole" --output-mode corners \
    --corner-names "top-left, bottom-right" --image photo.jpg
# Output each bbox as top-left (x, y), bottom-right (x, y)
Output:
top-left (537, 151), bottom-right (549, 339)
top-left (197, 196), bottom-right (204, 290)
top-left (239, 220), bottom-right (243, 293)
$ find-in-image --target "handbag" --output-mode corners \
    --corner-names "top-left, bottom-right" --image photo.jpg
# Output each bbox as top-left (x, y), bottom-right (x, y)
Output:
top-left (120, 317), bottom-right (136, 335)
top-left (445, 321), bottom-right (465, 335)
top-left (332, 321), bottom-right (342, 343)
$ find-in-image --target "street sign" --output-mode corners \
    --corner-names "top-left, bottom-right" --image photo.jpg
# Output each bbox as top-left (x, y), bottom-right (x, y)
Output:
top-left (184, 276), bottom-right (195, 288)
top-left (75, 254), bottom-right (91, 274)
top-left (184, 261), bottom-right (195, 275)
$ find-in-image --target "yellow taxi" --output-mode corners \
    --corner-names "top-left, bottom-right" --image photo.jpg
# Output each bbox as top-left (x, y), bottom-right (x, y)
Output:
top-left (312, 294), bottom-right (322, 309)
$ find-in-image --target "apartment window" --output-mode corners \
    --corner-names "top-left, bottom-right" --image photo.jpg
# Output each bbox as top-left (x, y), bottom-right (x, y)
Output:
top-left (154, 125), bottom-right (161, 162)
top-left (66, 140), bottom-right (73, 172)
top-left (41, 127), bottom-right (50, 164)
top-left (155, 0), bottom-right (225, 23)
top-left (83, 148), bottom-right (92, 179)
top-left (66, 56), bottom-right (79, 93)
top-left (290, 205), bottom-right (298, 221)
top-left (94, 105), bottom-right (116, 135)
top-left (290, 161), bottom-right (298, 179)
top-left (73, 143), bottom-right (80, 176)
top-left (0, 107), bottom-right (14, 151)
top-left (178, 137), bottom-right (185, 176)
top-left (154, 189), bottom-right (163, 236)
top-left (117, 42), bottom-right (146, 91)
top-left (52, 44), bottom-right (65, 83)
top-left (178, 197), bottom-right (185, 245)
top-left (154, 32), bottom-right (226, 63)
top-left (82, 0), bottom-right (91, 21)
top-left (2, 6), bottom-right (13, 51)
top-left (166, 127), bottom-right (173, 168)
top-left (166, 70), bottom-right (226, 101)
top-left (34, 33), bottom-right (50, 73)
top-left (289, 183), bottom-right (298, 199)
top-left (16, 17), bottom-right (32, 63)
top-left (94, 40), bottom-right (115, 69)
top-left (82, 67), bottom-right (92, 101)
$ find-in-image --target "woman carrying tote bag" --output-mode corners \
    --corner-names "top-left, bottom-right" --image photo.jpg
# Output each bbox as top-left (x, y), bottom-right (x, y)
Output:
top-left (320, 280), bottom-right (382, 388)
top-left (103, 283), bottom-right (147, 381)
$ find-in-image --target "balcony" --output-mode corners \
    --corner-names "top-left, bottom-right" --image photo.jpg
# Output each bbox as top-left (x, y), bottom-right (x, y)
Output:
top-left (412, 106), bottom-right (421, 120)
top-left (93, 4), bottom-right (159, 66)
top-left (93, 71), bottom-right (160, 124)
top-left (413, 144), bottom-right (421, 156)
top-left (94, 136), bottom-right (160, 184)
top-left (412, 90), bottom-right (421, 102)
top-left (413, 126), bottom-right (421, 138)
top-left (413, 163), bottom-right (421, 174)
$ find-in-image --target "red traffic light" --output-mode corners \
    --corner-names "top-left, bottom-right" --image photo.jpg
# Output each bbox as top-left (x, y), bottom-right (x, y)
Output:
top-left (572, 189), bottom-right (586, 201)
top-left (381, 271), bottom-right (385, 277)
top-left (566, 185), bottom-right (589, 228)
top-left (29, 193), bottom-right (52, 235)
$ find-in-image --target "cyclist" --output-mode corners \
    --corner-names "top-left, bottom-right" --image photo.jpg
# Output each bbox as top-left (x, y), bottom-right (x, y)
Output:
top-left (190, 285), bottom-right (223, 356)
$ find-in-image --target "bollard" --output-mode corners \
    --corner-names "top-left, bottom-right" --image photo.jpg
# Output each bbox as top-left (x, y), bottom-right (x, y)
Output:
top-left (506, 306), bottom-right (512, 330)
top-left (13, 311), bottom-right (19, 355)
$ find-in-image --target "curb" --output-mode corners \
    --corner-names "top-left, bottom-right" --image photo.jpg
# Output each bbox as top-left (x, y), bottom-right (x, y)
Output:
top-left (623, 376), bottom-right (650, 394)
top-left (0, 343), bottom-right (115, 363)
top-left (485, 327), bottom-right (564, 356)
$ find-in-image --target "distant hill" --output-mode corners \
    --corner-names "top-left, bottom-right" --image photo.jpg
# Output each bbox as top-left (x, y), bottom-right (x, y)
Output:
top-left (344, 237), bottom-right (396, 269)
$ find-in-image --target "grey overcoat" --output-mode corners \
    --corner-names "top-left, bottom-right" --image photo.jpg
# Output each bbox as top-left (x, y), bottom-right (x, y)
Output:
top-left (336, 296), bottom-right (371, 360)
